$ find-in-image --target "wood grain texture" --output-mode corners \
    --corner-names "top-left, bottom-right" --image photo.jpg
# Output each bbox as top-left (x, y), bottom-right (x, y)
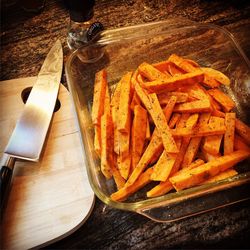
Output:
top-left (0, 78), bottom-right (95, 249)
top-left (1, 0), bottom-right (250, 248)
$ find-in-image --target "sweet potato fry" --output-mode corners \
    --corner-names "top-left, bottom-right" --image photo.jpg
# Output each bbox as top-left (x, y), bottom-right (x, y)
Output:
top-left (147, 180), bottom-right (173, 198)
top-left (182, 113), bottom-right (211, 167)
top-left (207, 89), bottom-right (235, 112)
top-left (170, 114), bottom-right (199, 174)
top-left (111, 167), bottom-right (153, 201)
top-left (130, 69), bottom-right (139, 90)
top-left (158, 91), bottom-right (188, 105)
top-left (173, 99), bottom-right (211, 113)
top-left (172, 115), bottom-right (225, 138)
top-left (117, 95), bottom-right (132, 179)
top-left (234, 134), bottom-right (250, 151)
top-left (92, 69), bottom-right (107, 125)
top-left (100, 113), bottom-right (113, 179)
top-left (112, 154), bottom-right (126, 190)
top-left (202, 74), bottom-right (220, 88)
top-left (117, 152), bottom-right (131, 180)
top-left (202, 169), bottom-right (238, 184)
top-left (180, 83), bottom-right (208, 101)
top-left (203, 134), bottom-right (223, 156)
top-left (174, 114), bottom-right (190, 149)
top-left (150, 151), bottom-right (176, 182)
top-left (94, 125), bottom-right (101, 157)
top-left (145, 117), bottom-right (151, 140)
top-left (125, 128), bottom-right (164, 187)
top-left (185, 158), bottom-right (205, 169)
top-left (117, 72), bottom-right (133, 132)
top-left (169, 150), bottom-right (250, 191)
top-left (168, 54), bottom-right (223, 88)
top-left (142, 71), bottom-right (204, 93)
top-left (176, 113), bottom-right (190, 128)
top-left (153, 60), bottom-right (184, 76)
top-left (131, 105), bottom-right (148, 171)
top-left (168, 54), bottom-right (197, 72)
top-left (135, 82), bottom-right (178, 153)
top-left (209, 95), bottom-right (222, 111)
top-left (201, 147), bottom-right (221, 162)
top-left (201, 67), bottom-right (230, 86)
top-left (129, 94), bottom-right (179, 183)
top-left (149, 93), bottom-right (179, 153)
top-left (224, 112), bottom-right (236, 155)
top-left (212, 109), bottom-right (226, 118)
top-left (111, 80), bottom-right (122, 154)
top-left (235, 119), bottom-right (250, 146)
top-left (138, 62), bottom-right (171, 81)
top-left (184, 59), bottom-right (199, 68)
top-left (163, 96), bottom-right (177, 122)
top-left (168, 113), bottom-right (181, 128)
top-left (104, 86), bottom-right (111, 115)
top-left (118, 109), bottom-right (132, 180)
top-left (151, 114), bottom-right (195, 183)
top-left (130, 91), bottom-right (141, 110)
top-left (147, 158), bottom-right (205, 198)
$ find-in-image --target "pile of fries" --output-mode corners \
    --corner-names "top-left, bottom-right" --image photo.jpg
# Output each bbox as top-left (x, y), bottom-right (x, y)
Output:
top-left (91, 54), bottom-right (250, 202)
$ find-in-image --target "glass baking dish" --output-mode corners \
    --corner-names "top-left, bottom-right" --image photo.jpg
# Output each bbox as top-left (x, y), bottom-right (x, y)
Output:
top-left (65, 18), bottom-right (250, 222)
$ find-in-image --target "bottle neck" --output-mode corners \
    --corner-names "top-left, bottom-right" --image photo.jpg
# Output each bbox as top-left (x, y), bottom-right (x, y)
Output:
top-left (67, 8), bottom-right (94, 50)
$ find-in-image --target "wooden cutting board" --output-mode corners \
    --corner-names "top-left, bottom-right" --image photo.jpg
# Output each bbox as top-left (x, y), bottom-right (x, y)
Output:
top-left (0, 77), bottom-right (95, 249)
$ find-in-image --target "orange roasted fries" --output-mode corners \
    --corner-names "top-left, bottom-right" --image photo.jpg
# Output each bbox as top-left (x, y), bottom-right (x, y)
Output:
top-left (91, 54), bottom-right (250, 201)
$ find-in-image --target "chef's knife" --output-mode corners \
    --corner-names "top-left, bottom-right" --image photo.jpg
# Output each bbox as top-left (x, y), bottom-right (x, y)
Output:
top-left (0, 40), bottom-right (63, 213)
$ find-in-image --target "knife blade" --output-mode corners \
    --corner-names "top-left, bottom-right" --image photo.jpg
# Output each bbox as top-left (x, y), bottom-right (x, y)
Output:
top-left (0, 40), bottom-right (63, 213)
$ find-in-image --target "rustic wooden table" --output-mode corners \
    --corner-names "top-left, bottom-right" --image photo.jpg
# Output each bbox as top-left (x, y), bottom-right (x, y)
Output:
top-left (1, 0), bottom-right (250, 249)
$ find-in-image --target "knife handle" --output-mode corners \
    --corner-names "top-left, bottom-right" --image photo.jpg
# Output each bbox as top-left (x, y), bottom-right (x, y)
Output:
top-left (0, 156), bottom-right (15, 217)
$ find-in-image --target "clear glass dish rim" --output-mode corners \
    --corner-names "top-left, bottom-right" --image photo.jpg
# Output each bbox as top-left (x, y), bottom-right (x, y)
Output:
top-left (65, 19), bottom-right (250, 214)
